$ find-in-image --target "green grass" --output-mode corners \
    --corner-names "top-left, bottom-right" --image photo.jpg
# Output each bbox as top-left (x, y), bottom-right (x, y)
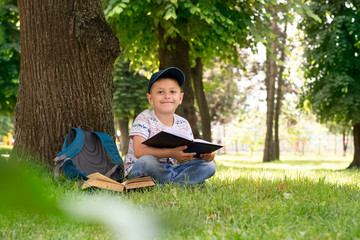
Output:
top-left (0, 145), bottom-right (12, 155)
top-left (1, 153), bottom-right (360, 239)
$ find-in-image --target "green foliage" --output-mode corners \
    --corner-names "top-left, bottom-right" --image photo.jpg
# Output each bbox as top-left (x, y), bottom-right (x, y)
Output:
top-left (103, 0), bottom-right (262, 70)
top-left (0, 0), bottom-right (20, 115)
top-left (327, 120), bottom-right (352, 136)
top-left (205, 65), bottom-right (246, 124)
top-left (113, 56), bottom-right (150, 120)
top-left (300, 1), bottom-right (360, 125)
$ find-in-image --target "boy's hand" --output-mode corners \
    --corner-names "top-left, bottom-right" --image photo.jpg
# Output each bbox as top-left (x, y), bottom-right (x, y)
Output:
top-left (173, 146), bottom-right (196, 163)
top-left (200, 152), bottom-right (215, 162)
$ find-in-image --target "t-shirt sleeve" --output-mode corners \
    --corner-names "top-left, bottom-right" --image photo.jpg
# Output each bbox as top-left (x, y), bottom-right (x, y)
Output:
top-left (129, 113), bottom-right (150, 140)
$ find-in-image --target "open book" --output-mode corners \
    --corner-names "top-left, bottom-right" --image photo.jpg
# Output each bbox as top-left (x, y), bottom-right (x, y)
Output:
top-left (81, 172), bottom-right (155, 192)
top-left (142, 129), bottom-right (223, 158)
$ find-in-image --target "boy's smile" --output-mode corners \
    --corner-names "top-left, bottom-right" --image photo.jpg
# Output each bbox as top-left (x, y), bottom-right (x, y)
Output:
top-left (147, 78), bottom-right (184, 117)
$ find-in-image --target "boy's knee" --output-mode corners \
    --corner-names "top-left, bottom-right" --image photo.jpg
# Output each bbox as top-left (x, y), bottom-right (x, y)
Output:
top-left (138, 154), bottom-right (158, 164)
top-left (137, 155), bottom-right (161, 171)
top-left (129, 155), bottom-right (161, 179)
top-left (206, 160), bottom-right (216, 176)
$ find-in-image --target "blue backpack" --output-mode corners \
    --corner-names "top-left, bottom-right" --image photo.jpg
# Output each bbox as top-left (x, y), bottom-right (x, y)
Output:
top-left (54, 127), bottom-right (123, 181)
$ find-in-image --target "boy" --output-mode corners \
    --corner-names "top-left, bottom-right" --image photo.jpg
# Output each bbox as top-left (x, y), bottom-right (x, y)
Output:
top-left (124, 67), bottom-right (216, 186)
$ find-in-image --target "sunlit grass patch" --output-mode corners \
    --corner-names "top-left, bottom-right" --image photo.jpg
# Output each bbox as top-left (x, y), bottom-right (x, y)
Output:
top-left (0, 145), bottom-right (12, 156)
top-left (216, 152), bottom-right (352, 170)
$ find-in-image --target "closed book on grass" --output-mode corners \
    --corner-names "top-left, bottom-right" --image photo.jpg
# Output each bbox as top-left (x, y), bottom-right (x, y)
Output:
top-left (81, 172), bottom-right (155, 192)
top-left (142, 129), bottom-right (223, 158)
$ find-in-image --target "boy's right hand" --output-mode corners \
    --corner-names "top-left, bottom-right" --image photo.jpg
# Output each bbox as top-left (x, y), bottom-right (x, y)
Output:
top-left (172, 146), bottom-right (196, 163)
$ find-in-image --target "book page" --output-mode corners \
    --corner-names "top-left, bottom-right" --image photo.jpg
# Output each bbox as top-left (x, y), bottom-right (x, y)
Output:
top-left (82, 178), bottom-right (125, 192)
top-left (123, 176), bottom-right (155, 190)
top-left (194, 139), bottom-right (223, 146)
top-left (87, 172), bottom-right (119, 184)
top-left (163, 128), bottom-right (193, 141)
top-left (82, 174), bottom-right (155, 192)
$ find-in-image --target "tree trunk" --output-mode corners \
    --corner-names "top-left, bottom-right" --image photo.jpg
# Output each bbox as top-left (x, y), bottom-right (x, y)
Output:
top-left (343, 129), bottom-right (349, 156)
top-left (158, 25), bottom-right (200, 138)
top-left (273, 23), bottom-right (287, 161)
top-left (348, 123), bottom-right (360, 168)
top-left (273, 81), bottom-right (281, 160)
top-left (191, 57), bottom-right (211, 141)
top-left (117, 119), bottom-right (129, 156)
top-left (273, 83), bottom-right (281, 160)
top-left (263, 20), bottom-right (278, 163)
top-left (13, 0), bottom-right (120, 165)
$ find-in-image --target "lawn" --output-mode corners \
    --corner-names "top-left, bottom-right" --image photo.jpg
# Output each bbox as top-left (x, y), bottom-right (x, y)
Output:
top-left (0, 145), bottom-right (12, 156)
top-left (1, 151), bottom-right (360, 239)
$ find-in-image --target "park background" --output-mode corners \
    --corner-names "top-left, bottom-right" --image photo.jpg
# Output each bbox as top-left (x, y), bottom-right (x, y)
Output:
top-left (1, 1), bottom-right (358, 163)
top-left (1, 1), bottom-right (360, 239)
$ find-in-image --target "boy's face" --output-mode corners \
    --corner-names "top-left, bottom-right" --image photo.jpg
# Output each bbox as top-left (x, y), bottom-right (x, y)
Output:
top-left (147, 78), bottom-right (184, 115)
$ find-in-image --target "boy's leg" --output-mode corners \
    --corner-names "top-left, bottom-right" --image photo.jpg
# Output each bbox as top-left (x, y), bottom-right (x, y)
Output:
top-left (170, 160), bottom-right (216, 186)
top-left (128, 155), bottom-right (176, 183)
top-left (129, 155), bottom-right (216, 186)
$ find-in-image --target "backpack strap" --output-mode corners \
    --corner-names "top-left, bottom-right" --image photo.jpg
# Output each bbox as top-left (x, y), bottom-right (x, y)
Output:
top-left (54, 155), bottom-right (71, 180)
top-left (104, 164), bottom-right (123, 179)
top-left (59, 128), bottom-right (85, 157)
top-left (92, 131), bottom-right (123, 166)
top-left (54, 128), bottom-right (86, 180)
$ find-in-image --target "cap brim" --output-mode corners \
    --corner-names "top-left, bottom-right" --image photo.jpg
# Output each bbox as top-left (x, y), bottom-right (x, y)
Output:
top-left (148, 67), bottom-right (185, 93)
top-left (155, 67), bottom-right (185, 87)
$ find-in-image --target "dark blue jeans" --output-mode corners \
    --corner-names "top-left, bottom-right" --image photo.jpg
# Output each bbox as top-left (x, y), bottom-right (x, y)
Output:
top-left (128, 155), bottom-right (216, 186)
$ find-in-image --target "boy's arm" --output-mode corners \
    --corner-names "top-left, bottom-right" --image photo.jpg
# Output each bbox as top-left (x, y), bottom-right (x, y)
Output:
top-left (133, 135), bottom-right (196, 163)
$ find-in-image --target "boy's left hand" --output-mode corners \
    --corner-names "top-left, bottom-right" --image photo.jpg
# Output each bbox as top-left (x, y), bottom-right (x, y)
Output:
top-left (200, 152), bottom-right (215, 162)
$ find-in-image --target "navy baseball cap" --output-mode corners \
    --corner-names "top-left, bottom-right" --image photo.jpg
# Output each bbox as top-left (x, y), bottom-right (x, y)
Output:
top-left (148, 67), bottom-right (185, 93)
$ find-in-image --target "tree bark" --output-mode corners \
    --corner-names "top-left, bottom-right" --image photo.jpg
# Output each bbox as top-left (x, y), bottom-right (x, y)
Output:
top-left (348, 123), bottom-right (360, 168)
top-left (117, 119), bottom-right (129, 156)
top-left (342, 129), bottom-right (349, 156)
top-left (273, 23), bottom-right (287, 161)
top-left (263, 20), bottom-right (278, 163)
top-left (13, 0), bottom-right (120, 165)
top-left (158, 25), bottom-right (200, 138)
top-left (191, 57), bottom-right (211, 141)
top-left (273, 80), bottom-right (282, 160)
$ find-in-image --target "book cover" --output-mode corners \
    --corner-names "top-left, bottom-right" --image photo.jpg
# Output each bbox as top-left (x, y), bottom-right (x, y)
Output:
top-left (142, 129), bottom-right (223, 158)
top-left (82, 172), bottom-right (155, 192)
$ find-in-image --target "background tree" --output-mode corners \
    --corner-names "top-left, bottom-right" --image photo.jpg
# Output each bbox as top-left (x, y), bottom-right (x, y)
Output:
top-left (273, 23), bottom-right (287, 161)
top-left (263, 18), bottom-right (278, 163)
top-left (191, 57), bottom-right (211, 141)
top-left (300, 0), bottom-right (360, 168)
top-left (261, 1), bottom-right (310, 162)
top-left (0, 0), bottom-right (19, 115)
top-left (205, 63), bottom-right (246, 125)
top-left (113, 56), bottom-right (149, 156)
top-left (13, 0), bottom-right (120, 164)
top-left (327, 121), bottom-right (352, 156)
top-left (104, 0), bottom-right (261, 140)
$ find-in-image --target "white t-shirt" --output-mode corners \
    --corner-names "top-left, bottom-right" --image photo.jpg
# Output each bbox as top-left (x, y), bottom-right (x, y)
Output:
top-left (124, 109), bottom-right (193, 176)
